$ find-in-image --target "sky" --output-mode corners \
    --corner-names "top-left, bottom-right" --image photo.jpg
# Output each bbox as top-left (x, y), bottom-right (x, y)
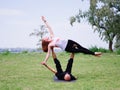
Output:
top-left (0, 0), bottom-right (108, 49)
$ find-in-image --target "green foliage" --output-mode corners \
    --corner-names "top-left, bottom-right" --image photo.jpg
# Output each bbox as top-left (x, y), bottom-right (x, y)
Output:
top-left (98, 47), bottom-right (109, 53)
top-left (2, 50), bottom-right (10, 55)
top-left (70, 16), bottom-right (76, 26)
top-left (116, 49), bottom-right (120, 55)
top-left (89, 46), bottom-right (109, 53)
top-left (21, 50), bottom-right (28, 54)
top-left (115, 37), bottom-right (120, 49)
top-left (89, 46), bottom-right (99, 52)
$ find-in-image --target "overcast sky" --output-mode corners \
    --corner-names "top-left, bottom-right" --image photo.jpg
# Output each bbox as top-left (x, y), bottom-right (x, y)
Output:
top-left (0, 0), bottom-right (108, 49)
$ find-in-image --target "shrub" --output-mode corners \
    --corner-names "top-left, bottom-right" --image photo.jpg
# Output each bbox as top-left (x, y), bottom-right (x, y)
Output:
top-left (89, 46), bottom-right (109, 53)
top-left (116, 49), bottom-right (120, 55)
top-left (22, 50), bottom-right (28, 54)
top-left (89, 46), bottom-right (99, 52)
top-left (98, 48), bottom-right (109, 53)
top-left (2, 50), bottom-right (10, 55)
top-left (89, 46), bottom-right (98, 52)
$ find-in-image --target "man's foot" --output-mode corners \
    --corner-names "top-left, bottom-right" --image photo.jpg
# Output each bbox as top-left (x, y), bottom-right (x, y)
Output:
top-left (95, 52), bottom-right (102, 57)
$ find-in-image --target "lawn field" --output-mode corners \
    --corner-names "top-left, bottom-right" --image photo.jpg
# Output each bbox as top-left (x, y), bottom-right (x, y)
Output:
top-left (0, 52), bottom-right (120, 90)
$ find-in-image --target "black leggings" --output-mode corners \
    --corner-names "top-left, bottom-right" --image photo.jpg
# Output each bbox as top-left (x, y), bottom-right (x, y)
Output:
top-left (54, 58), bottom-right (73, 74)
top-left (65, 40), bottom-right (95, 55)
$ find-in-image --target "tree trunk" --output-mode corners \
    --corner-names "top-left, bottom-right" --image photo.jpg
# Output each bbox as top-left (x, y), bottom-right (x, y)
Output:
top-left (109, 40), bottom-right (113, 52)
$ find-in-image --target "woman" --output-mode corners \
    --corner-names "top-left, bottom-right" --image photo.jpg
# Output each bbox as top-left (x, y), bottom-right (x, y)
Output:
top-left (41, 16), bottom-right (101, 65)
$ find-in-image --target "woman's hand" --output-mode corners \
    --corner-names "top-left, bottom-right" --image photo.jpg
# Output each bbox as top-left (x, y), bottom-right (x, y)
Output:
top-left (41, 61), bottom-right (46, 65)
top-left (41, 16), bottom-right (54, 37)
top-left (41, 16), bottom-right (46, 22)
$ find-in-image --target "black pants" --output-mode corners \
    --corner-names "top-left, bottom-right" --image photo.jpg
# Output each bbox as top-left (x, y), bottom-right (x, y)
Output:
top-left (65, 40), bottom-right (95, 55)
top-left (54, 58), bottom-right (73, 74)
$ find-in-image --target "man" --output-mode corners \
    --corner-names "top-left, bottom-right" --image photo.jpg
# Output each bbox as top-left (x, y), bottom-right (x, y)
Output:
top-left (43, 49), bottom-right (76, 81)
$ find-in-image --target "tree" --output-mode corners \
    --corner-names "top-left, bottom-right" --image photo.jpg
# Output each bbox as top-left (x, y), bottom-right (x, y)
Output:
top-left (30, 25), bottom-right (48, 47)
top-left (70, 0), bottom-right (120, 51)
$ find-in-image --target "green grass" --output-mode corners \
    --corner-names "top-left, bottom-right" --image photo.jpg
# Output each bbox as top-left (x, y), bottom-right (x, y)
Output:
top-left (0, 52), bottom-right (120, 90)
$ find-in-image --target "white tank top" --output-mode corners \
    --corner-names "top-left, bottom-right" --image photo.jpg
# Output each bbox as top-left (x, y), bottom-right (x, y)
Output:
top-left (53, 37), bottom-right (68, 50)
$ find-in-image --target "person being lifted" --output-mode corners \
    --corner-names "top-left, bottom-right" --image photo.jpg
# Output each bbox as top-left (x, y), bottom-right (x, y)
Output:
top-left (41, 16), bottom-right (102, 65)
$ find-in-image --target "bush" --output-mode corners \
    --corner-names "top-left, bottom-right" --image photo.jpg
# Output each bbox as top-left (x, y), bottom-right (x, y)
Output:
top-left (2, 50), bottom-right (10, 55)
top-left (89, 46), bottom-right (99, 52)
top-left (98, 48), bottom-right (110, 53)
top-left (22, 50), bottom-right (28, 54)
top-left (116, 49), bottom-right (120, 55)
top-left (89, 46), bottom-right (109, 53)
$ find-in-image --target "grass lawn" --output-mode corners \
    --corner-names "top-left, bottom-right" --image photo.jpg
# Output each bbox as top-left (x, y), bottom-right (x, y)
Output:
top-left (0, 52), bottom-right (120, 90)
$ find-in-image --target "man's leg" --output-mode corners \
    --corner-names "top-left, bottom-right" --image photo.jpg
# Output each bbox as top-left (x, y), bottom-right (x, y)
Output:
top-left (65, 53), bottom-right (74, 74)
top-left (52, 49), bottom-right (63, 73)
top-left (54, 58), bottom-right (63, 73)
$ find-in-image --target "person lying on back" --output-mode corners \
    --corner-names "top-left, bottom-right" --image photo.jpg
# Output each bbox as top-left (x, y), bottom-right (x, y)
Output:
top-left (43, 49), bottom-right (76, 81)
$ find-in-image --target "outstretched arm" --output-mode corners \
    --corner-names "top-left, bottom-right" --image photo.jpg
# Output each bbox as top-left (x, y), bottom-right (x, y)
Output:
top-left (41, 16), bottom-right (54, 38)
top-left (43, 63), bottom-right (57, 74)
top-left (41, 43), bottom-right (55, 65)
top-left (41, 45), bottom-right (51, 65)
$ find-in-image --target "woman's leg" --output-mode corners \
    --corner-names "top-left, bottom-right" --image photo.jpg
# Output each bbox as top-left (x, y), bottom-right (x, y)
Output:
top-left (65, 40), bottom-right (95, 55)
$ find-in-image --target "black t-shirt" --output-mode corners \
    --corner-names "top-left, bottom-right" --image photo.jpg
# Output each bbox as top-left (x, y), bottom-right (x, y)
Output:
top-left (55, 72), bottom-right (76, 81)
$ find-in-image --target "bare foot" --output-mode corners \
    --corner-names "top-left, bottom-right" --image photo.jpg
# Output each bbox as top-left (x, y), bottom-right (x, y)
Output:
top-left (95, 52), bottom-right (102, 57)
